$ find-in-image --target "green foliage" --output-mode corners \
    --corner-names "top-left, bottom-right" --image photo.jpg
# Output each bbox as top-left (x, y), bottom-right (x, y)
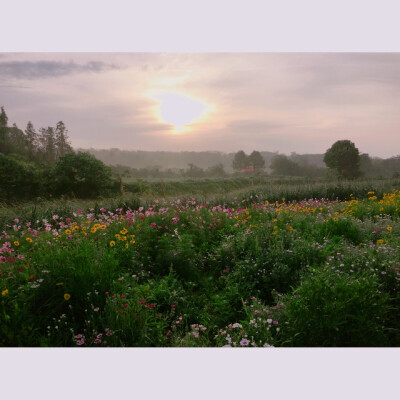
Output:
top-left (53, 152), bottom-right (116, 198)
top-left (232, 150), bottom-right (249, 170)
top-left (280, 267), bottom-right (390, 346)
top-left (324, 140), bottom-right (361, 179)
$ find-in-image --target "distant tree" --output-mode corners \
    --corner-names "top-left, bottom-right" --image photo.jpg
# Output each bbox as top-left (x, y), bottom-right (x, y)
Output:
top-left (25, 121), bottom-right (38, 159)
top-left (232, 150), bottom-right (249, 170)
top-left (53, 152), bottom-right (115, 198)
top-left (207, 163), bottom-right (227, 177)
top-left (359, 153), bottom-right (373, 177)
top-left (8, 123), bottom-right (27, 154)
top-left (185, 163), bottom-right (205, 178)
top-left (323, 140), bottom-right (361, 178)
top-left (55, 121), bottom-right (73, 158)
top-left (0, 106), bottom-right (9, 153)
top-left (38, 127), bottom-right (57, 165)
top-left (0, 153), bottom-right (41, 200)
top-left (248, 150), bottom-right (265, 171)
top-left (270, 155), bottom-right (301, 176)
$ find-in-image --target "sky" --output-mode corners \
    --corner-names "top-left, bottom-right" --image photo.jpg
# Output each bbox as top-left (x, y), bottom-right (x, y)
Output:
top-left (1, 52), bottom-right (400, 158)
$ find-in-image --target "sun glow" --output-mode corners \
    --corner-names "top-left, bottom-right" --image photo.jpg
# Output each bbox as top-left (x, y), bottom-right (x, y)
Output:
top-left (152, 92), bottom-right (210, 133)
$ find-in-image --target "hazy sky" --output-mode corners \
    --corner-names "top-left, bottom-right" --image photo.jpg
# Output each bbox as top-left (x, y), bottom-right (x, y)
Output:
top-left (1, 53), bottom-right (400, 157)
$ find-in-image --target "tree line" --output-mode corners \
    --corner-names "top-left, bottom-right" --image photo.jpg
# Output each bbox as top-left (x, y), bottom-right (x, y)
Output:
top-left (0, 106), bottom-right (117, 201)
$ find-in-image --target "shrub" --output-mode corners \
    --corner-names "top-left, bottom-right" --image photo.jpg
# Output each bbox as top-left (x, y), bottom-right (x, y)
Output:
top-left (279, 267), bottom-right (390, 346)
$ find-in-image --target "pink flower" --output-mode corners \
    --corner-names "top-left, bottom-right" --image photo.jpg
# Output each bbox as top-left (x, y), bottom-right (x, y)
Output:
top-left (240, 339), bottom-right (250, 346)
top-left (151, 222), bottom-right (157, 228)
top-left (94, 307), bottom-right (99, 312)
top-left (76, 339), bottom-right (84, 346)
top-left (149, 303), bottom-right (155, 308)
top-left (75, 334), bottom-right (83, 339)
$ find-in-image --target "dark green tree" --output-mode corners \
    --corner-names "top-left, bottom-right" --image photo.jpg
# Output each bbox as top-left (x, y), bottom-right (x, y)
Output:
top-left (25, 121), bottom-right (38, 160)
top-left (0, 106), bottom-right (9, 153)
top-left (323, 140), bottom-right (361, 178)
top-left (53, 152), bottom-right (115, 198)
top-left (38, 127), bottom-right (57, 165)
top-left (248, 150), bottom-right (265, 171)
top-left (232, 150), bottom-right (249, 170)
top-left (270, 155), bottom-right (301, 176)
top-left (55, 121), bottom-right (73, 158)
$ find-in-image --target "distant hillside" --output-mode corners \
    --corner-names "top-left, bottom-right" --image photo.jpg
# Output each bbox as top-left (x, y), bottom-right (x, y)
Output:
top-left (79, 148), bottom-right (326, 171)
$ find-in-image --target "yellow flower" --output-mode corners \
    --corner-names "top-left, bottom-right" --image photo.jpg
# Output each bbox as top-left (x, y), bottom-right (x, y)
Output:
top-left (82, 226), bottom-right (87, 231)
top-left (265, 200), bottom-right (269, 205)
top-left (115, 234), bottom-right (121, 239)
top-left (56, 235), bottom-right (62, 240)
top-left (377, 239), bottom-right (384, 245)
top-left (64, 293), bottom-right (71, 301)
top-left (130, 240), bottom-right (136, 244)
top-left (120, 228), bottom-right (128, 235)
top-left (333, 217), bottom-right (338, 222)
top-left (273, 226), bottom-right (278, 230)
top-left (387, 227), bottom-right (393, 231)
top-left (125, 243), bottom-right (129, 249)
top-left (73, 226), bottom-right (80, 231)
top-left (90, 227), bottom-right (97, 234)
top-left (26, 237), bottom-right (33, 243)
top-left (100, 225), bottom-right (107, 230)
top-left (65, 229), bottom-right (72, 235)
top-left (14, 241), bottom-right (20, 247)
top-left (2, 289), bottom-right (8, 296)
top-left (56, 282), bottom-right (64, 286)
top-left (110, 241), bottom-right (116, 247)
top-left (368, 191), bottom-right (375, 195)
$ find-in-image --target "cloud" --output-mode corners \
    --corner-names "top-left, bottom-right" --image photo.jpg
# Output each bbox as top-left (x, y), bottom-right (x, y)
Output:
top-left (0, 60), bottom-right (120, 80)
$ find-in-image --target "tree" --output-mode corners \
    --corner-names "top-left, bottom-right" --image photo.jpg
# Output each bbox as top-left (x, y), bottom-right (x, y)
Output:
top-left (53, 152), bottom-right (115, 198)
top-left (232, 150), bottom-right (249, 170)
top-left (0, 106), bottom-right (9, 153)
top-left (55, 121), bottom-right (73, 158)
top-left (359, 153), bottom-right (373, 177)
top-left (25, 121), bottom-right (38, 160)
top-left (248, 151), bottom-right (265, 171)
top-left (323, 140), bottom-right (361, 179)
top-left (207, 163), bottom-right (227, 177)
top-left (270, 155), bottom-right (301, 176)
top-left (38, 127), bottom-right (57, 165)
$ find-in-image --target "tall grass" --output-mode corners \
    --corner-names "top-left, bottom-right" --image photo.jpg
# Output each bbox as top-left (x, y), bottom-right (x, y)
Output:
top-left (1, 177), bottom-right (399, 229)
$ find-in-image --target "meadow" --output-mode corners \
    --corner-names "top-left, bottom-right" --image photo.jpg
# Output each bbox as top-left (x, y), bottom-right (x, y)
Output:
top-left (1, 178), bottom-right (400, 347)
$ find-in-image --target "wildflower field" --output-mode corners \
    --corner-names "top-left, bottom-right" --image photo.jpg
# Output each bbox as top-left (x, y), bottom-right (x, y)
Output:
top-left (1, 185), bottom-right (400, 347)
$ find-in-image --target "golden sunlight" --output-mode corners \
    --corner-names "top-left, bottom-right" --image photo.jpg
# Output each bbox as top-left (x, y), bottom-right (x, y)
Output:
top-left (154, 92), bottom-right (209, 132)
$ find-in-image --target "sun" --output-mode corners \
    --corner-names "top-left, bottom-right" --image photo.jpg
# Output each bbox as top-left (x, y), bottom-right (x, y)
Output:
top-left (153, 92), bottom-right (209, 133)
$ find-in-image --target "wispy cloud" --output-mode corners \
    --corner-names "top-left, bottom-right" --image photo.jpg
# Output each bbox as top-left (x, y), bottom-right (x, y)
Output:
top-left (0, 60), bottom-right (120, 80)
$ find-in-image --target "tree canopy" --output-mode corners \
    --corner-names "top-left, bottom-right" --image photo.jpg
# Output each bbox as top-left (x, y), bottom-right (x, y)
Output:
top-left (323, 140), bottom-right (361, 178)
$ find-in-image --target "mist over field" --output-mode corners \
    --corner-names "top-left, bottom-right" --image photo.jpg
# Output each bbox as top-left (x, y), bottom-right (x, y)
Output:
top-left (1, 52), bottom-right (400, 349)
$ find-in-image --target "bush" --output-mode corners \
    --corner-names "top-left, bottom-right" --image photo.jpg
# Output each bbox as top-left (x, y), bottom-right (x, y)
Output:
top-left (280, 267), bottom-right (390, 346)
top-left (53, 152), bottom-right (117, 198)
